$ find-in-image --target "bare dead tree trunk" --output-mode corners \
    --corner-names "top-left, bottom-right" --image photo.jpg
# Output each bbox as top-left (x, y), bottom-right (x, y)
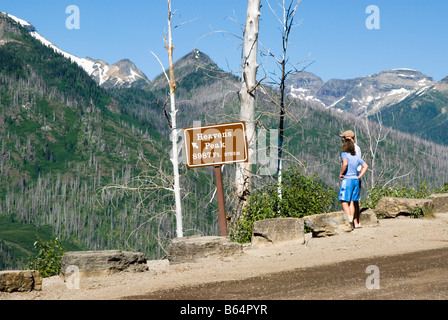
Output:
top-left (231, 0), bottom-right (261, 232)
top-left (363, 111), bottom-right (389, 189)
top-left (277, 51), bottom-right (286, 200)
top-left (265, 0), bottom-right (302, 200)
top-left (166, 0), bottom-right (183, 238)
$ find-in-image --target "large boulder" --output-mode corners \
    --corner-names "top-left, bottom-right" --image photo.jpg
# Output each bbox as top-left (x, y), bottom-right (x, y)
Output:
top-left (60, 250), bottom-right (148, 280)
top-left (251, 217), bottom-right (304, 247)
top-left (303, 211), bottom-right (352, 237)
top-left (374, 197), bottom-right (434, 218)
top-left (428, 193), bottom-right (448, 213)
top-left (167, 236), bottom-right (243, 264)
top-left (360, 208), bottom-right (379, 226)
top-left (0, 270), bottom-right (42, 293)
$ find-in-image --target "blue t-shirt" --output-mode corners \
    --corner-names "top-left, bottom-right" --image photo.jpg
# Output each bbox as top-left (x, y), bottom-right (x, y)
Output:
top-left (341, 152), bottom-right (364, 179)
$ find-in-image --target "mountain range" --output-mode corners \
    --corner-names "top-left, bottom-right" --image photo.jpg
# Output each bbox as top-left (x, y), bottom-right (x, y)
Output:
top-left (287, 70), bottom-right (448, 146)
top-left (287, 69), bottom-right (438, 114)
top-left (7, 12), bottom-right (448, 146)
top-left (1, 11), bottom-right (448, 269)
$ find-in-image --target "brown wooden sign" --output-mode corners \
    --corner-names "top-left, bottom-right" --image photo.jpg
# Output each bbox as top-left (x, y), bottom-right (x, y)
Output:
top-left (183, 121), bottom-right (248, 169)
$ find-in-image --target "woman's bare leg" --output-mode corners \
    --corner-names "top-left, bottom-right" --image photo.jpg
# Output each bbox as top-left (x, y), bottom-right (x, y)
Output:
top-left (341, 201), bottom-right (354, 228)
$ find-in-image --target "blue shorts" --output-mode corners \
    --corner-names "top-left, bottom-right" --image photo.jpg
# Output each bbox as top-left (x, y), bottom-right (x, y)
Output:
top-left (339, 178), bottom-right (360, 202)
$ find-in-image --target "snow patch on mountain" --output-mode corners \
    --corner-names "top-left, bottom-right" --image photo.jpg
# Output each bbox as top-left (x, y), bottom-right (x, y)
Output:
top-left (289, 86), bottom-right (325, 106)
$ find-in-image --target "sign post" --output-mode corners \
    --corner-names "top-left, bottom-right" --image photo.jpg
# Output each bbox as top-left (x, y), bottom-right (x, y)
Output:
top-left (214, 165), bottom-right (227, 236)
top-left (183, 121), bottom-right (248, 236)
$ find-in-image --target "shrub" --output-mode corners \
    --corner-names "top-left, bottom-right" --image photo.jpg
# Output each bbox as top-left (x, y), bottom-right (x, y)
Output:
top-left (277, 166), bottom-right (337, 218)
top-left (28, 236), bottom-right (66, 278)
top-left (230, 190), bottom-right (277, 244)
top-left (361, 180), bottom-right (435, 209)
top-left (230, 165), bottom-right (337, 243)
top-left (435, 183), bottom-right (448, 194)
top-left (409, 206), bottom-right (425, 219)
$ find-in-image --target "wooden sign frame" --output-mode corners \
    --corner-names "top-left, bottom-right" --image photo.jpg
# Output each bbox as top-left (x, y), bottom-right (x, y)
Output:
top-left (183, 121), bottom-right (248, 169)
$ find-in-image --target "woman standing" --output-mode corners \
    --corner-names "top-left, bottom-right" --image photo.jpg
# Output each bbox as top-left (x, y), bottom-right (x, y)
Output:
top-left (339, 139), bottom-right (368, 228)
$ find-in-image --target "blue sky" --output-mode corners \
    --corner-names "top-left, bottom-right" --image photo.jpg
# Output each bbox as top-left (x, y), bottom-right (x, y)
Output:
top-left (2, 0), bottom-right (447, 82)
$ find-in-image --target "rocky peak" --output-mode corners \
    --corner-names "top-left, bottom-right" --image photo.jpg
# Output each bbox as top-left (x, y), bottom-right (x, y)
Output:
top-left (373, 69), bottom-right (434, 89)
top-left (175, 49), bottom-right (216, 69)
top-left (285, 71), bottom-right (326, 106)
top-left (90, 58), bottom-right (151, 89)
top-left (434, 75), bottom-right (448, 92)
top-left (150, 49), bottom-right (219, 90)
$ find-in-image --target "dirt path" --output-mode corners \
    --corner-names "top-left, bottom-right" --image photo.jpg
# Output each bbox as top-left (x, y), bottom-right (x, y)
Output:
top-left (1, 213), bottom-right (448, 300)
top-left (128, 247), bottom-right (448, 300)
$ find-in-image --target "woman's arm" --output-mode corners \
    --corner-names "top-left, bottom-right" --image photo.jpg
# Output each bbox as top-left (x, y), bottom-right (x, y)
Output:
top-left (358, 162), bottom-right (368, 179)
top-left (339, 158), bottom-right (348, 180)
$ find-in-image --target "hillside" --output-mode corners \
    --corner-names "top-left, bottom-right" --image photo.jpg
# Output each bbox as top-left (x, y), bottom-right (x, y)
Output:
top-left (378, 79), bottom-right (448, 145)
top-left (110, 49), bottom-right (241, 140)
top-left (0, 13), bottom-right (216, 269)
